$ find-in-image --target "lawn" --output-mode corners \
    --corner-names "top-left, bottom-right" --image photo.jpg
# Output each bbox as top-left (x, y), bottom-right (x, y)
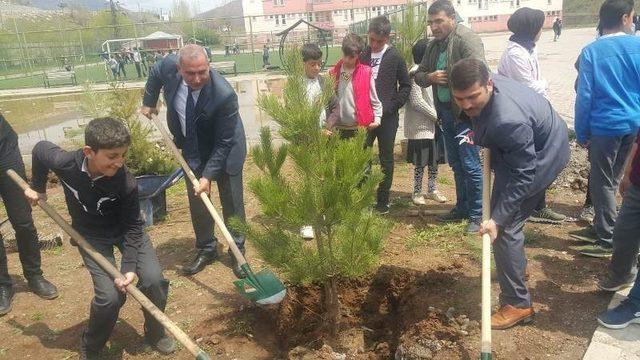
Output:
top-left (0, 47), bottom-right (344, 90)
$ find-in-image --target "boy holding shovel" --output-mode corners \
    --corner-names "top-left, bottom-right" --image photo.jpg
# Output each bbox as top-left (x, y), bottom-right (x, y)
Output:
top-left (23, 118), bottom-right (174, 359)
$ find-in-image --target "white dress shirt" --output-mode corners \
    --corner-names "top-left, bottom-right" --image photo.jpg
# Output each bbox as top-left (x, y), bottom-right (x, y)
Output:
top-left (173, 80), bottom-right (202, 136)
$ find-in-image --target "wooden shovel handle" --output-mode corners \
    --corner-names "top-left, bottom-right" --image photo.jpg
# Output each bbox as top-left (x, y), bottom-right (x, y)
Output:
top-left (7, 169), bottom-right (210, 360)
top-left (481, 149), bottom-right (492, 358)
top-left (148, 114), bottom-right (247, 266)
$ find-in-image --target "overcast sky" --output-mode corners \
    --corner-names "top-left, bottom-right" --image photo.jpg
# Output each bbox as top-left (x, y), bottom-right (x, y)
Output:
top-left (118, 0), bottom-right (226, 14)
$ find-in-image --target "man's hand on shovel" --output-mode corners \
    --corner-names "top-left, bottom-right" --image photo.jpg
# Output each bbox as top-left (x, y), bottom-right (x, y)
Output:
top-left (140, 106), bottom-right (158, 120)
top-left (480, 219), bottom-right (498, 242)
top-left (194, 178), bottom-right (211, 196)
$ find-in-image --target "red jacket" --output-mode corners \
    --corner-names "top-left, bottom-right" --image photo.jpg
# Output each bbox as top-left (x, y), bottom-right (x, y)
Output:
top-left (329, 59), bottom-right (374, 127)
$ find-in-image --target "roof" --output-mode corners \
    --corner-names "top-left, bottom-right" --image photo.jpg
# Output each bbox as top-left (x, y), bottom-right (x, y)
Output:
top-left (142, 31), bottom-right (182, 40)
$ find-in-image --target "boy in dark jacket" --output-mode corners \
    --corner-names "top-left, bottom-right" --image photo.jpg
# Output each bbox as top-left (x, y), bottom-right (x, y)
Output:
top-left (360, 16), bottom-right (411, 214)
top-left (24, 118), bottom-right (174, 359)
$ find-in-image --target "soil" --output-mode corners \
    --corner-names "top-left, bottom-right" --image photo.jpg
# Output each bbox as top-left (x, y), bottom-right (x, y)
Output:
top-left (0, 145), bottom-right (611, 360)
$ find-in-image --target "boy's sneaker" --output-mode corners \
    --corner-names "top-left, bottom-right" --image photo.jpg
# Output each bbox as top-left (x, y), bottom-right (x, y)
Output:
top-left (578, 240), bottom-right (613, 258)
top-left (528, 207), bottom-right (565, 224)
top-left (597, 300), bottom-right (640, 329)
top-left (412, 195), bottom-right (426, 206)
top-left (426, 191), bottom-right (447, 203)
top-left (436, 209), bottom-right (467, 223)
top-left (597, 274), bottom-right (636, 292)
top-left (147, 335), bottom-right (176, 355)
top-left (569, 228), bottom-right (598, 244)
top-left (300, 226), bottom-right (315, 240)
top-left (375, 203), bottom-right (390, 215)
top-left (579, 205), bottom-right (595, 224)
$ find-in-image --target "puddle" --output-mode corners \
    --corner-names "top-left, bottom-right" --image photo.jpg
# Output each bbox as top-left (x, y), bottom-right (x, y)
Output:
top-left (0, 77), bottom-right (287, 155)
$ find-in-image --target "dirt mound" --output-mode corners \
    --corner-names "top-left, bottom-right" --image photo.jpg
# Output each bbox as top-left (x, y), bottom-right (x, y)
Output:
top-left (276, 265), bottom-right (478, 359)
top-left (554, 141), bottom-right (589, 193)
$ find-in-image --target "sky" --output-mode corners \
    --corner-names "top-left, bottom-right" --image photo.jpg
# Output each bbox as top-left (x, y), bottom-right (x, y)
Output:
top-left (118, 0), bottom-right (226, 14)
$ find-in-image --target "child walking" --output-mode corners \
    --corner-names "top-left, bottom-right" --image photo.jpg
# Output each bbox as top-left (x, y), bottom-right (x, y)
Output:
top-left (405, 39), bottom-right (447, 206)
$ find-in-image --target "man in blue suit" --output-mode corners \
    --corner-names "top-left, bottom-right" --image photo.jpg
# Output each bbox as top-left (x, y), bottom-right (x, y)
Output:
top-left (141, 44), bottom-right (247, 277)
top-left (450, 58), bottom-right (569, 330)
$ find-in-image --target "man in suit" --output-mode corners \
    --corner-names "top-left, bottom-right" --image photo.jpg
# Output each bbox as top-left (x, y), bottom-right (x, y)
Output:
top-left (450, 58), bottom-right (569, 329)
top-left (141, 44), bottom-right (247, 277)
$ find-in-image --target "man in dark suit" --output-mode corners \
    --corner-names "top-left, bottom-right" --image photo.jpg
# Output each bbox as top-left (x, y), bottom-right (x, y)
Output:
top-left (450, 58), bottom-right (569, 330)
top-left (141, 44), bottom-right (247, 277)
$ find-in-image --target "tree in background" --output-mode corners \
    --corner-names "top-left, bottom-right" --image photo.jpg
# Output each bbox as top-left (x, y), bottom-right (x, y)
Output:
top-left (242, 49), bottom-right (388, 335)
top-left (391, 1), bottom-right (428, 65)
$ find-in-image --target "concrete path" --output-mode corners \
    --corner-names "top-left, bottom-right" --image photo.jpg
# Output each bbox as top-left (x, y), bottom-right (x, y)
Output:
top-left (583, 288), bottom-right (640, 360)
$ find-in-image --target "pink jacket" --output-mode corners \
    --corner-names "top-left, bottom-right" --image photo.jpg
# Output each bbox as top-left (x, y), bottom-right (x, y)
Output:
top-left (329, 59), bottom-right (374, 127)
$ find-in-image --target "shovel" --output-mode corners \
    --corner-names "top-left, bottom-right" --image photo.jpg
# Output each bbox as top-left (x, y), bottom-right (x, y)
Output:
top-left (480, 149), bottom-right (492, 360)
top-left (6, 169), bottom-right (211, 360)
top-left (149, 114), bottom-right (286, 306)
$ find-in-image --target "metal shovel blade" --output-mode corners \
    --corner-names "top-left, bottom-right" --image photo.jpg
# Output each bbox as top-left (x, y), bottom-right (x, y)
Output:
top-left (233, 264), bottom-right (287, 305)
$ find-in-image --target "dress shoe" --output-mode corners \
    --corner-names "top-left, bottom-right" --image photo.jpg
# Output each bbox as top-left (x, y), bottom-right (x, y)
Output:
top-left (0, 285), bottom-right (15, 316)
top-left (229, 247), bottom-right (247, 279)
top-left (146, 335), bottom-right (176, 355)
top-left (27, 275), bottom-right (59, 300)
top-left (182, 252), bottom-right (217, 275)
top-left (491, 304), bottom-right (534, 330)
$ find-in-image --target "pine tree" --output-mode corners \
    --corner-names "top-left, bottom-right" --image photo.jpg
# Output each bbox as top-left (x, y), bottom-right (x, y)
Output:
top-left (244, 48), bottom-right (388, 335)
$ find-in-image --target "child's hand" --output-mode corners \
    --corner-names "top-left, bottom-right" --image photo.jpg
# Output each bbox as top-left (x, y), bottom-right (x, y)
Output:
top-left (24, 188), bottom-right (46, 206)
top-left (322, 129), bottom-right (333, 136)
top-left (114, 272), bottom-right (136, 293)
top-left (367, 123), bottom-right (380, 131)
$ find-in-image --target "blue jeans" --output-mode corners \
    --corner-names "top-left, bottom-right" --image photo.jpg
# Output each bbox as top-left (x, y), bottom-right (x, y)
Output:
top-left (437, 103), bottom-right (482, 221)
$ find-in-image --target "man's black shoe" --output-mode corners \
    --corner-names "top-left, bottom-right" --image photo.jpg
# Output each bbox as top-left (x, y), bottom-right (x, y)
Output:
top-left (182, 252), bottom-right (217, 275)
top-left (229, 247), bottom-right (247, 279)
top-left (0, 285), bottom-right (15, 316)
top-left (27, 276), bottom-right (59, 300)
top-left (436, 209), bottom-right (467, 223)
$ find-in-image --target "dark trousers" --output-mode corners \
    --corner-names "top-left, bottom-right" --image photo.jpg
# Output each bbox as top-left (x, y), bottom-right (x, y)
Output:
top-left (436, 103), bottom-right (483, 221)
top-left (609, 184), bottom-right (640, 284)
top-left (365, 118), bottom-right (399, 206)
top-left (80, 234), bottom-right (168, 351)
top-left (589, 134), bottom-right (635, 243)
top-left (134, 62), bottom-right (145, 78)
top-left (493, 190), bottom-right (545, 308)
top-left (185, 170), bottom-right (246, 255)
top-left (0, 140), bottom-right (42, 286)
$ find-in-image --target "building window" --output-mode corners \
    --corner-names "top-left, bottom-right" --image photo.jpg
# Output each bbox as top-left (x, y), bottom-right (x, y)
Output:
top-left (281, 15), bottom-right (286, 25)
top-left (350, 9), bottom-right (354, 20)
top-left (548, 0), bottom-right (551, 4)
top-left (273, 0), bottom-right (284, 5)
top-left (275, 16), bottom-right (279, 25)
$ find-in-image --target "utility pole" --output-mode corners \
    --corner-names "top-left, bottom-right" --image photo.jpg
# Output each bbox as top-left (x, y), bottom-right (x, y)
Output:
top-left (110, 0), bottom-right (119, 38)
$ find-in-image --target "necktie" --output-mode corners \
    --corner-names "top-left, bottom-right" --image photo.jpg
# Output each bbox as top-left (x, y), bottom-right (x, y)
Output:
top-left (184, 86), bottom-right (201, 170)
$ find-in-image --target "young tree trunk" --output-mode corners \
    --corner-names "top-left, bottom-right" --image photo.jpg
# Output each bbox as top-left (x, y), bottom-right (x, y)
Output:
top-left (323, 276), bottom-right (340, 337)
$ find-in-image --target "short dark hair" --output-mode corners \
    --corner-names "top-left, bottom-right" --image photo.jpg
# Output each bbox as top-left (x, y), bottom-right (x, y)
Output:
top-left (368, 16), bottom-right (391, 37)
top-left (450, 58), bottom-right (490, 91)
top-left (428, 0), bottom-right (456, 18)
top-left (599, 0), bottom-right (634, 29)
top-left (301, 43), bottom-right (323, 62)
top-left (412, 38), bottom-right (429, 65)
top-left (342, 33), bottom-right (365, 57)
top-left (85, 117), bottom-right (131, 151)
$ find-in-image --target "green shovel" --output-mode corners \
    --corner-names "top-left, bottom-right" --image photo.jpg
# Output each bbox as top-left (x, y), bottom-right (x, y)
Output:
top-left (150, 114), bottom-right (286, 305)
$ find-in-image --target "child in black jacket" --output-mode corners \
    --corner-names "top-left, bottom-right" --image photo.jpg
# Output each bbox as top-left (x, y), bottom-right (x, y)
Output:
top-left (24, 117), bottom-right (174, 358)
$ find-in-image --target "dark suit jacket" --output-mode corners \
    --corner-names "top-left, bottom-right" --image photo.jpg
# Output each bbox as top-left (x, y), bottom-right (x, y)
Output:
top-left (360, 46), bottom-right (411, 122)
top-left (471, 74), bottom-right (569, 226)
top-left (143, 55), bottom-right (246, 180)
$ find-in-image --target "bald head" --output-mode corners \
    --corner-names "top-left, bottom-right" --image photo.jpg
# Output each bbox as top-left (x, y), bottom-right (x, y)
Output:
top-left (177, 44), bottom-right (210, 90)
top-left (178, 44), bottom-right (208, 65)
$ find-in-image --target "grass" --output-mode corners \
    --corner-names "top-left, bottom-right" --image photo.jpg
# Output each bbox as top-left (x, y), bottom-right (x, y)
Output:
top-left (0, 47), bottom-right (344, 90)
top-left (524, 228), bottom-right (546, 245)
top-left (406, 222), bottom-right (466, 250)
top-left (437, 176), bottom-right (453, 186)
top-left (30, 312), bottom-right (44, 322)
